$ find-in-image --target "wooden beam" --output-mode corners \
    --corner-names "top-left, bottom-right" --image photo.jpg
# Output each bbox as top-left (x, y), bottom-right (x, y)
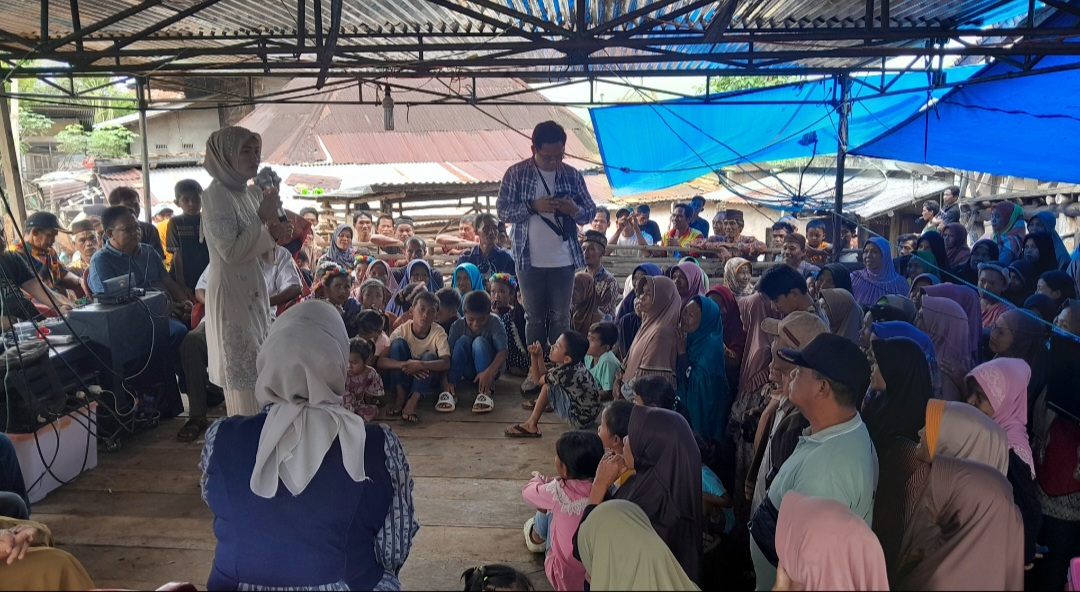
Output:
top-left (0, 96), bottom-right (27, 229)
top-left (590, 0), bottom-right (686, 35)
top-left (136, 78), bottom-right (152, 223)
top-left (420, 0), bottom-right (547, 43)
top-left (109, 0), bottom-right (224, 52)
top-left (69, 0), bottom-right (82, 52)
top-left (704, 0), bottom-right (740, 43)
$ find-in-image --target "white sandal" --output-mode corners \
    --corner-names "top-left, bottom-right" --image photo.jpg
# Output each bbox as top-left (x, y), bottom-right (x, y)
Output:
top-left (472, 393), bottom-right (495, 414)
top-left (523, 517), bottom-right (547, 553)
top-left (435, 391), bottom-right (457, 413)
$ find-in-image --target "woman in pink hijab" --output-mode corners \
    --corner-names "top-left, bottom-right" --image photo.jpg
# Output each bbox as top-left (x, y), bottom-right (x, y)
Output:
top-left (775, 491), bottom-right (890, 591)
top-left (671, 260), bottom-right (707, 307)
top-left (966, 358), bottom-right (1036, 478)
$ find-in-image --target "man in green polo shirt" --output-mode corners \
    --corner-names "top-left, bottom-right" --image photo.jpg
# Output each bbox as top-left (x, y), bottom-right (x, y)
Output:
top-left (749, 332), bottom-right (878, 591)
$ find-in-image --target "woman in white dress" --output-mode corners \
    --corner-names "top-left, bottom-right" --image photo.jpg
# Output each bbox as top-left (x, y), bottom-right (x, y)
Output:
top-left (202, 126), bottom-right (286, 415)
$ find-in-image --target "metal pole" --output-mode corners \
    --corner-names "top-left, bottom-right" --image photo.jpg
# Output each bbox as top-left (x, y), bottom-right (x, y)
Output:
top-left (832, 73), bottom-right (850, 262)
top-left (136, 77), bottom-right (152, 222)
top-left (0, 93), bottom-right (26, 229)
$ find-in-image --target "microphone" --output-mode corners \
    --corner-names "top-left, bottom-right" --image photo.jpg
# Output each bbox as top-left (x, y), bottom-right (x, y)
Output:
top-left (255, 166), bottom-right (288, 223)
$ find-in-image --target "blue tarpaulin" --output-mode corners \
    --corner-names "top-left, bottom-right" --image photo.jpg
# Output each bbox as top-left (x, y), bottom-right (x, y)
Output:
top-left (590, 67), bottom-right (979, 196)
top-left (852, 54), bottom-right (1080, 183)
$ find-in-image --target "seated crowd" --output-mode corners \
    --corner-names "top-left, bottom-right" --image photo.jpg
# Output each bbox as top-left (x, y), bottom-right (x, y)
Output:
top-left (3, 120), bottom-right (1080, 592)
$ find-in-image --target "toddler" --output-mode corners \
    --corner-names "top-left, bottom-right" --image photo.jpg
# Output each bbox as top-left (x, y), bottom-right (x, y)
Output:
top-left (585, 322), bottom-right (620, 400)
top-left (521, 430), bottom-right (605, 591)
top-left (354, 309), bottom-right (390, 365)
top-left (343, 338), bottom-right (383, 422)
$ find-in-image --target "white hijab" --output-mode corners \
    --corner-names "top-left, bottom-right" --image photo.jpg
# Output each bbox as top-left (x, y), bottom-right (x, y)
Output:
top-left (205, 126), bottom-right (258, 191)
top-left (202, 125), bottom-right (275, 263)
top-left (249, 300), bottom-right (369, 498)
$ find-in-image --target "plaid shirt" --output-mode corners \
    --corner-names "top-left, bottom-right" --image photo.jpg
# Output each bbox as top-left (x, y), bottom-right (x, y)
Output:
top-left (496, 158), bottom-right (596, 271)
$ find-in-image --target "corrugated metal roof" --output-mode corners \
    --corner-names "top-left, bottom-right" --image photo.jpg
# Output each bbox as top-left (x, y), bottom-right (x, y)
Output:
top-left (0, 0), bottom-right (1038, 77)
top-left (95, 168), bottom-right (159, 205)
top-left (237, 77), bottom-right (597, 166)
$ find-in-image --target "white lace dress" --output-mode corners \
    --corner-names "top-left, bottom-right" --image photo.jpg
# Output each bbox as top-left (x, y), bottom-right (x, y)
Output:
top-left (201, 180), bottom-right (277, 414)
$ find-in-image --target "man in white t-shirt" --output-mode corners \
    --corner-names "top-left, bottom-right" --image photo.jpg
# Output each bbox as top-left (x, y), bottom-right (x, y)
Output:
top-left (608, 206), bottom-right (654, 253)
top-left (176, 246), bottom-right (301, 442)
top-left (497, 121), bottom-right (597, 394)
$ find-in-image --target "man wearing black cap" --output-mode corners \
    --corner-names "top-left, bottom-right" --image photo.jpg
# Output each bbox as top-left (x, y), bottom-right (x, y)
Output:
top-left (0, 230), bottom-right (73, 328)
top-left (8, 212), bottom-right (83, 295)
top-left (749, 332), bottom-right (878, 590)
top-left (581, 230), bottom-right (619, 319)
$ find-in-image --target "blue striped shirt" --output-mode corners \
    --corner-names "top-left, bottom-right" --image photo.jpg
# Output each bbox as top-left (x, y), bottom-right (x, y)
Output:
top-left (496, 158), bottom-right (596, 271)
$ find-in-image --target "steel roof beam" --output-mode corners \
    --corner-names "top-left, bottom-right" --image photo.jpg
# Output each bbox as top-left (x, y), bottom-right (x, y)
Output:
top-left (704, 0), bottom-right (739, 43)
top-left (615, 0), bottom-right (720, 38)
top-left (419, 0), bottom-right (547, 42)
top-left (110, 0), bottom-right (225, 52)
top-left (588, 0), bottom-right (687, 35)
top-left (41, 0), bottom-right (167, 52)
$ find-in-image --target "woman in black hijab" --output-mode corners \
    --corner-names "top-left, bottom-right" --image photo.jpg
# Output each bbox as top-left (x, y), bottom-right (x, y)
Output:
top-left (863, 336), bottom-right (933, 452)
top-left (581, 405), bottom-right (703, 584)
top-left (917, 232), bottom-right (953, 281)
top-left (814, 263), bottom-right (853, 294)
top-left (1024, 232), bottom-right (1061, 277)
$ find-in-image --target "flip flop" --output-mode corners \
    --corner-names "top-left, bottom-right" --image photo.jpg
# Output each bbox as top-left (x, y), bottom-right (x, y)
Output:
top-left (176, 417), bottom-right (208, 442)
top-left (504, 424), bottom-right (541, 438)
top-left (472, 393), bottom-right (495, 414)
top-left (435, 392), bottom-right (457, 413)
top-left (402, 413), bottom-right (419, 424)
top-left (521, 399), bottom-right (554, 412)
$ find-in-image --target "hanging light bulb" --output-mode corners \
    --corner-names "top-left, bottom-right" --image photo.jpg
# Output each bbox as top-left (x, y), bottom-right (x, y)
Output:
top-left (382, 85), bottom-right (395, 131)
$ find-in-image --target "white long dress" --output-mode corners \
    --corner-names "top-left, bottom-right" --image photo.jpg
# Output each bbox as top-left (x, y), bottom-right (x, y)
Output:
top-left (201, 180), bottom-right (277, 415)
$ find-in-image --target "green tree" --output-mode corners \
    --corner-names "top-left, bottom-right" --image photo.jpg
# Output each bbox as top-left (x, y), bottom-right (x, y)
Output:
top-left (17, 108), bottom-right (54, 152)
top-left (56, 124), bottom-right (137, 159)
top-left (24, 75), bottom-right (136, 124)
top-left (696, 75), bottom-right (798, 95)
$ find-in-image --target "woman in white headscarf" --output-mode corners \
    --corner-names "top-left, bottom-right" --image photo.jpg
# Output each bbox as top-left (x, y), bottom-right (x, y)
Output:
top-left (202, 126), bottom-right (285, 415)
top-left (199, 300), bottom-right (419, 590)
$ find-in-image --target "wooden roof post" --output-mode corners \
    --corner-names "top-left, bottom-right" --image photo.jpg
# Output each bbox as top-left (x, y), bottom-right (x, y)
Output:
top-left (0, 94), bottom-right (27, 230)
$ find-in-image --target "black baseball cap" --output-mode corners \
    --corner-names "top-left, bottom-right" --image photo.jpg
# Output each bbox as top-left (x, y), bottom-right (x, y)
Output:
top-left (25, 212), bottom-right (69, 233)
top-left (778, 333), bottom-right (871, 397)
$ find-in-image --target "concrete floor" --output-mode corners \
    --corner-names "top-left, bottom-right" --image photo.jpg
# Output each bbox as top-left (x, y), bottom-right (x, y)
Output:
top-left (32, 376), bottom-right (565, 590)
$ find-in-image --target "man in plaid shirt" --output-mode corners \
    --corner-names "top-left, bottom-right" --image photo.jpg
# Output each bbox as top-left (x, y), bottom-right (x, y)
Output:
top-left (497, 121), bottom-right (596, 365)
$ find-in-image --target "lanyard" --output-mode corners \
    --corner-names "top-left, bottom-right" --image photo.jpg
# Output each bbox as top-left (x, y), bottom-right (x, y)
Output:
top-left (535, 164), bottom-right (556, 197)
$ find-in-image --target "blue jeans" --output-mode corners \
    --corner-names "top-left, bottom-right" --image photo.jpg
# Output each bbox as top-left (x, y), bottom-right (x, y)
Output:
top-left (516, 264), bottom-right (575, 349)
top-left (385, 339), bottom-right (441, 394)
top-left (0, 434), bottom-right (29, 518)
top-left (447, 335), bottom-right (499, 387)
top-left (533, 509), bottom-right (552, 544)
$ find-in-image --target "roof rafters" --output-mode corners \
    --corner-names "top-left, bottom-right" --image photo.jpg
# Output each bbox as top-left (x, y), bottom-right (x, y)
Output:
top-left (0, 0), bottom-right (1073, 79)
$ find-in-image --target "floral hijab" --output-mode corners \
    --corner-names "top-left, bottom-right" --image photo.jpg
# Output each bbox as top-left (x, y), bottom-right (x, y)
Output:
top-left (724, 257), bottom-right (754, 298)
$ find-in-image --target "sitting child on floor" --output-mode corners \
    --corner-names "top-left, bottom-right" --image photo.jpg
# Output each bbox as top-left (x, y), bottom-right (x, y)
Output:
top-left (505, 331), bottom-right (601, 438)
top-left (378, 290), bottom-right (451, 424)
top-left (460, 565), bottom-right (534, 592)
top-left (440, 290), bottom-right (507, 415)
top-left (584, 322), bottom-right (621, 400)
top-left (343, 337), bottom-right (383, 422)
top-left (521, 430), bottom-right (605, 591)
top-left (489, 273), bottom-right (529, 377)
top-left (359, 278), bottom-right (395, 333)
top-left (435, 287), bottom-right (462, 335)
top-left (354, 310), bottom-right (390, 366)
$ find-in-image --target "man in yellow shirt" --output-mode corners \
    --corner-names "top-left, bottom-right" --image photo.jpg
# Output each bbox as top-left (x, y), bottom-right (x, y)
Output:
top-left (153, 204), bottom-right (174, 270)
top-left (664, 202), bottom-right (703, 258)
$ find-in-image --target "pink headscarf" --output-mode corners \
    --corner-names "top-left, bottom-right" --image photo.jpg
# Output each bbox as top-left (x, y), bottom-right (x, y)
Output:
top-left (923, 283), bottom-right (981, 359)
top-left (777, 491), bottom-right (890, 591)
top-left (674, 261), bottom-right (707, 307)
top-left (917, 295), bottom-right (973, 402)
top-left (966, 358), bottom-right (1035, 477)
